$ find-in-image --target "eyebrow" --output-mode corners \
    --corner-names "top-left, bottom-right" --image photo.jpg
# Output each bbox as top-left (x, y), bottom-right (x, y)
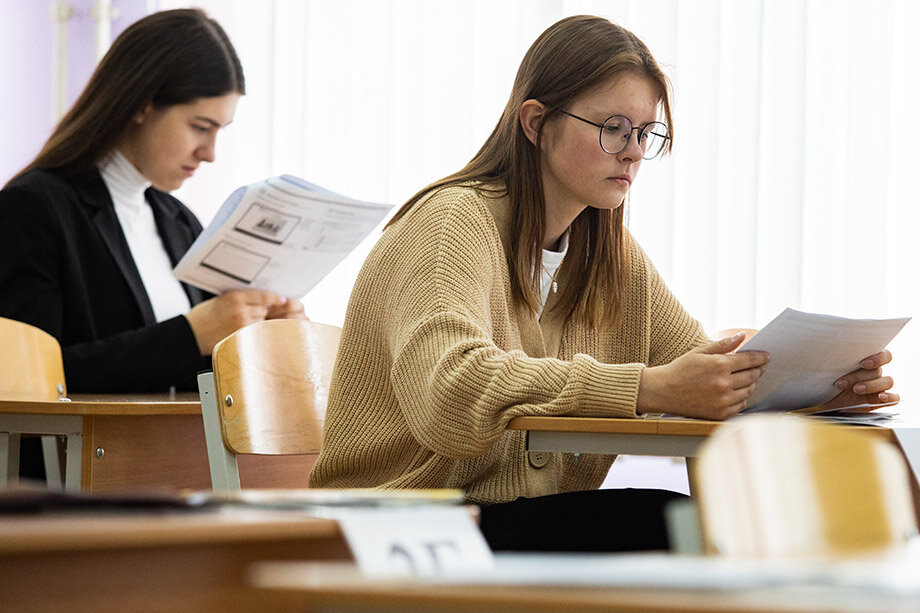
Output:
top-left (193, 116), bottom-right (227, 128)
top-left (602, 112), bottom-right (659, 126)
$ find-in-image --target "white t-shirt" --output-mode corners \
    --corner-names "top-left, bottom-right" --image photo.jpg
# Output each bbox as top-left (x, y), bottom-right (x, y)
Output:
top-left (537, 231), bottom-right (569, 318)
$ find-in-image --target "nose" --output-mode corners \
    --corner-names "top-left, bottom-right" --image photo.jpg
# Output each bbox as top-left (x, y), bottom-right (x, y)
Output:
top-left (617, 129), bottom-right (644, 163)
top-left (197, 135), bottom-right (217, 163)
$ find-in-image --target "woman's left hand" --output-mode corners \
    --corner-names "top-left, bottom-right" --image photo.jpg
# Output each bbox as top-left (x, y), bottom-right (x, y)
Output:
top-left (822, 349), bottom-right (898, 409)
top-left (266, 296), bottom-right (309, 320)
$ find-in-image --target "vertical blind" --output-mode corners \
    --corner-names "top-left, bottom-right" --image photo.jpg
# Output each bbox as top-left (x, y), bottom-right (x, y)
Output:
top-left (158, 0), bottom-right (919, 400)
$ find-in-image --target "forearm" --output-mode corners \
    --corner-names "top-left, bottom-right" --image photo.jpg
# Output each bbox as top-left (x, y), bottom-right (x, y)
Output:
top-left (392, 311), bottom-right (642, 458)
top-left (62, 316), bottom-right (206, 392)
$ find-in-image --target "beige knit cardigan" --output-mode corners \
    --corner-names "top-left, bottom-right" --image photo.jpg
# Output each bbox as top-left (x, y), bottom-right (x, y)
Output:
top-left (310, 184), bottom-right (708, 503)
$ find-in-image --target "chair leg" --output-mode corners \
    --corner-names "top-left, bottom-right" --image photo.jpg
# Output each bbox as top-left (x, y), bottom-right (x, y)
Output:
top-left (665, 497), bottom-right (703, 554)
top-left (62, 432), bottom-right (82, 492)
top-left (685, 457), bottom-right (699, 498)
top-left (0, 432), bottom-right (20, 488)
top-left (197, 371), bottom-right (241, 491)
top-left (41, 435), bottom-right (63, 489)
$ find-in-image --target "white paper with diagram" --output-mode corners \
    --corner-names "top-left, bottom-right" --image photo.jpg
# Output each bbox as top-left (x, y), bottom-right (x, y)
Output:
top-left (173, 175), bottom-right (392, 297)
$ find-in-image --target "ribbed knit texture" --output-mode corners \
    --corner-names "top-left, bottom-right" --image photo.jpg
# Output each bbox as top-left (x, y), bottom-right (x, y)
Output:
top-left (310, 185), bottom-right (708, 504)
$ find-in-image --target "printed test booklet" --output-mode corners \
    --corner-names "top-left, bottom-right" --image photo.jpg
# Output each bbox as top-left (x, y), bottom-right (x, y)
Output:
top-left (173, 175), bottom-right (392, 296)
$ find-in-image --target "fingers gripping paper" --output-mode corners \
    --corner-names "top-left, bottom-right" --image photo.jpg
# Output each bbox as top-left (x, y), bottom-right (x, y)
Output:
top-left (738, 308), bottom-right (910, 412)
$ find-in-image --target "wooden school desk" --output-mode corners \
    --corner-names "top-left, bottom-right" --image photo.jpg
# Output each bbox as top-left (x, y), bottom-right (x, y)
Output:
top-left (507, 413), bottom-right (920, 520)
top-left (0, 507), bottom-right (349, 611)
top-left (249, 558), bottom-right (920, 613)
top-left (0, 393), bottom-right (315, 491)
top-left (508, 413), bottom-right (918, 458)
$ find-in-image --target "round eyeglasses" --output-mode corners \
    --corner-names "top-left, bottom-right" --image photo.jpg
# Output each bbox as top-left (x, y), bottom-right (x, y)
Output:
top-left (559, 110), bottom-right (670, 160)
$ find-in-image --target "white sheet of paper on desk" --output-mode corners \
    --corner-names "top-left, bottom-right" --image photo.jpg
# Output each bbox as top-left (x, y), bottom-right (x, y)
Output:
top-left (173, 175), bottom-right (392, 296)
top-left (738, 308), bottom-right (910, 412)
top-left (335, 506), bottom-right (495, 577)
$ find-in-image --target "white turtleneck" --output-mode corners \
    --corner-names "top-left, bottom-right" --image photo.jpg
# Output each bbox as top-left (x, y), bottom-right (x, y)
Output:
top-left (98, 149), bottom-right (191, 323)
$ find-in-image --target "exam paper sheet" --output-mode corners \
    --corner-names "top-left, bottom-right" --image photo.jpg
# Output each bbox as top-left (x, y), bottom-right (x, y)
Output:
top-left (174, 175), bottom-right (392, 297)
top-left (739, 308), bottom-right (910, 412)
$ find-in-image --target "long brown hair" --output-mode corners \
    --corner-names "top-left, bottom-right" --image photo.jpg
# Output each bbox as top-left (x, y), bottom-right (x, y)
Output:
top-left (7, 8), bottom-right (244, 185)
top-left (388, 15), bottom-right (673, 327)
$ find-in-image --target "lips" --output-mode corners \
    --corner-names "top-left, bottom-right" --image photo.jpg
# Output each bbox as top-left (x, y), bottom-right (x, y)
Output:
top-left (610, 175), bottom-right (632, 186)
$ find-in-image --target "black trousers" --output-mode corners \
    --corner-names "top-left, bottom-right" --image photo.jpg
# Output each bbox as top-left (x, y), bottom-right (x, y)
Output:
top-left (479, 488), bottom-right (687, 552)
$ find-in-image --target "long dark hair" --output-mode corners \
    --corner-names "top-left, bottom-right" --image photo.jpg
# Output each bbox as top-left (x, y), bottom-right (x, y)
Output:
top-left (388, 16), bottom-right (673, 327)
top-left (7, 8), bottom-right (244, 185)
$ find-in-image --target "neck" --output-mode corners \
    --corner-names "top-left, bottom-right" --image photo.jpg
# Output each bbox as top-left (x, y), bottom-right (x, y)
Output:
top-left (541, 164), bottom-right (586, 250)
top-left (542, 198), bottom-right (584, 251)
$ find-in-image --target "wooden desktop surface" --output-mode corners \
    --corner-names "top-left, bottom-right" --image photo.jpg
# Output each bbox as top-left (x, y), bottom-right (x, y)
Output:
top-left (506, 413), bottom-right (917, 458)
top-left (508, 413), bottom-right (916, 439)
top-left (0, 392), bottom-right (203, 415)
top-left (0, 508), bottom-right (349, 611)
top-left (250, 560), bottom-right (920, 613)
top-left (0, 393), bottom-right (316, 491)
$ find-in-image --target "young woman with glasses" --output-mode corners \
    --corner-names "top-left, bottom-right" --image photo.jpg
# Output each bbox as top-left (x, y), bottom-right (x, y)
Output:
top-left (310, 15), bottom-right (896, 551)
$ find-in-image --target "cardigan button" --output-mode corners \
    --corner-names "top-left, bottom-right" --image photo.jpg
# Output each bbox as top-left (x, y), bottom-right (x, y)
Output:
top-left (528, 451), bottom-right (549, 468)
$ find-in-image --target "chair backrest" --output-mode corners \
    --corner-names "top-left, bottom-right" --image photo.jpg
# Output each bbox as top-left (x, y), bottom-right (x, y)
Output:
top-left (0, 317), bottom-right (66, 401)
top-left (694, 414), bottom-right (918, 558)
top-left (211, 319), bottom-right (341, 455)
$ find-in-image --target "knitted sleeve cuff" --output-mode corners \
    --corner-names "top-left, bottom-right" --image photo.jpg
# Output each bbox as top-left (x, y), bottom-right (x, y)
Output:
top-left (567, 354), bottom-right (643, 418)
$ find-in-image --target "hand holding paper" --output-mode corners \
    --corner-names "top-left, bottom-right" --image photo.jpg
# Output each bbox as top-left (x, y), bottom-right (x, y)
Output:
top-left (638, 333), bottom-right (770, 420)
top-left (738, 308), bottom-right (909, 413)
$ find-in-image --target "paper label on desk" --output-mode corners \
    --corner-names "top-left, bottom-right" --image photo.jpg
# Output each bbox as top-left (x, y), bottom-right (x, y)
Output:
top-left (335, 506), bottom-right (494, 577)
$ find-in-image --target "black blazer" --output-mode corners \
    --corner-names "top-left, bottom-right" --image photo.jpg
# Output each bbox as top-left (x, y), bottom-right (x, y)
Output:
top-left (0, 168), bottom-right (212, 392)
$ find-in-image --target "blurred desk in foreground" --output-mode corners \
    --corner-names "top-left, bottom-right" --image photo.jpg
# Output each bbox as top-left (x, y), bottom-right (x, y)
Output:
top-left (0, 508), bottom-right (348, 611)
top-left (250, 550), bottom-right (920, 613)
top-left (0, 393), bottom-right (315, 491)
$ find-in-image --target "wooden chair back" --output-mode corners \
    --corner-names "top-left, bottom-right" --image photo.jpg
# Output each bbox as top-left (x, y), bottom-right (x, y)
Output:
top-left (0, 317), bottom-right (66, 401)
top-left (211, 319), bottom-right (341, 455)
top-left (693, 414), bottom-right (918, 557)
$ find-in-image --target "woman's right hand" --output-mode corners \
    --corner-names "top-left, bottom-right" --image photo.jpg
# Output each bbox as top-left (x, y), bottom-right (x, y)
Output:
top-left (185, 289), bottom-right (289, 355)
top-left (636, 332), bottom-right (770, 420)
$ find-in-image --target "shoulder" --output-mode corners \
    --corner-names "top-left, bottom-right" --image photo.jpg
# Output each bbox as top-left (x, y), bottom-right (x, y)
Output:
top-left (414, 183), bottom-right (497, 218)
top-left (0, 168), bottom-right (86, 224)
top-left (625, 230), bottom-right (671, 290)
top-left (2, 168), bottom-right (76, 200)
top-left (625, 230), bottom-right (653, 271)
top-left (370, 183), bottom-right (507, 281)
top-left (399, 182), bottom-right (506, 242)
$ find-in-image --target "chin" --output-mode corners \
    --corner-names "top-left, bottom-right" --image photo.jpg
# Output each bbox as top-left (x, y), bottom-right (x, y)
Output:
top-left (154, 179), bottom-right (184, 192)
top-left (590, 198), bottom-right (626, 211)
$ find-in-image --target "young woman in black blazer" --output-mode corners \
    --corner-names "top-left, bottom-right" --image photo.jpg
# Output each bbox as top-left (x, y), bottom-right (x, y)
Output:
top-left (0, 9), bottom-right (305, 395)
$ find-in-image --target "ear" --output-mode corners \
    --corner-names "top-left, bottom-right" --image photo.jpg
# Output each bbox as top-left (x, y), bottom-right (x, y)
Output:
top-left (519, 99), bottom-right (546, 146)
top-left (133, 102), bottom-right (155, 125)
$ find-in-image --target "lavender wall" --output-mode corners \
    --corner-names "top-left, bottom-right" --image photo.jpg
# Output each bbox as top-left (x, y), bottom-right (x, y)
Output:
top-left (0, 0), bottom-right (148, 183)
